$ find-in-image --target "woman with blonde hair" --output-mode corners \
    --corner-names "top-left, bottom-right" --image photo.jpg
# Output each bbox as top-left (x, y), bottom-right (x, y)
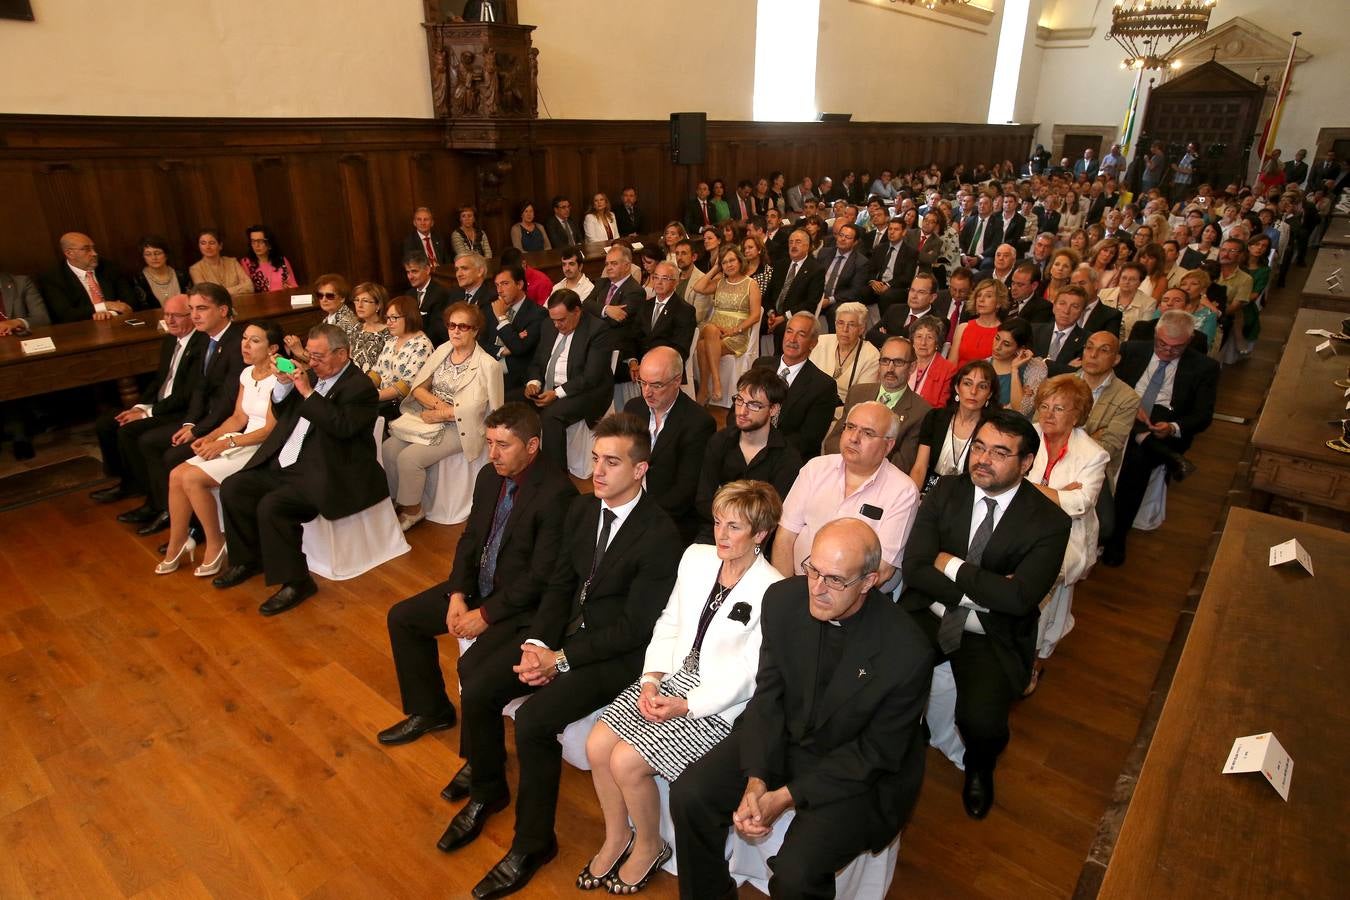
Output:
top-left (1087, 239), bottom-right (1121, 290)
top-left (692, 244), bottom-right (762, 404)
top-left (583, 192), bottom-right (621, 244)
top-left (947, 277), bottom-right (1008, 366)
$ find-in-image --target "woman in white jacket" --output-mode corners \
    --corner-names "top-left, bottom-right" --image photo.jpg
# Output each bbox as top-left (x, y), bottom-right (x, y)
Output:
top-left (580, 481), bottom-right (783, 893)
top-left (1026, 374), bottom-right (1109, 695)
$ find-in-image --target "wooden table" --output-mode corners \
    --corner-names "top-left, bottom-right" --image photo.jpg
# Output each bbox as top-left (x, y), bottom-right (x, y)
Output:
top-left (0, 290), bottom-right (322, 404)
top-left (1301, 246), bottom-right (1350, 313)
top-left (1248, 308), bottom-right (1350, 518)
top-left (1318, 213), bottom-right (1350, 249)
top-left (1097, 507), bottom-right (1350, 899)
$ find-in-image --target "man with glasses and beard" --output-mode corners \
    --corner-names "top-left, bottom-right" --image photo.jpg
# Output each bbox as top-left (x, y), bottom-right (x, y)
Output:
top-left (822, 336), bottom-right (931, 473)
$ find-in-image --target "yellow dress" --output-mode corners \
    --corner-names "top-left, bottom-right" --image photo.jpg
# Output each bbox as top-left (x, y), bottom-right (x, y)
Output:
top-left (709, 277), bottom-right (753, 357)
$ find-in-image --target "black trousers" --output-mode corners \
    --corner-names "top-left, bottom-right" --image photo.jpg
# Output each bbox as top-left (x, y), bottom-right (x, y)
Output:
top-left (1106, 435), bottom-right (1168, 557)
top-left (538, 395), bottom-right (596, 474)
top-left (670, 731), bottom-right (881, 900)
top-left (911, 608), bottom-right (1017, 773)
top-left (1, 398), bottom-right (36, 443)
top-left (122, 420), bottom-right (178, 510)
top-left (386, 581), bottom-right (458, 725)
top-left (95, 410), bottom-right (160, 483)
top-left (219, 459), bottom-right (319, 585)
top-left (459, 625), bottom-right (638, 854)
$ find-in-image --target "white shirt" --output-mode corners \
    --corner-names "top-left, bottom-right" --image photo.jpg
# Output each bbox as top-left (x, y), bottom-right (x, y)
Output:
top-left (69, 262), bottom-right (109, 313)
top-left (541, 330), bottom-right (573, 399)
top-left (134, 333), bottom-right (193, 416)
top-left (1132, 354), bottom-right (1181, 438)
top-left (646, 398), bottom-right (676, 446)
top-left (778, 358), bottom-right (808, 387)
top-left (929, 482), bottom-right (1022, 633)
top-left (552, 274), bottom-right (595, 300)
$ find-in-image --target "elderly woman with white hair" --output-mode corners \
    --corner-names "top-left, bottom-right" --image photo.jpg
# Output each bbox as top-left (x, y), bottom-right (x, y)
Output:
top-left (809, 301), bottom-right (880, 409)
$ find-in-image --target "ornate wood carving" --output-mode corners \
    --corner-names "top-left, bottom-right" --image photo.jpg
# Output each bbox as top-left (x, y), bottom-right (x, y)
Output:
top-left (423, 21), bottom-right (537, 152)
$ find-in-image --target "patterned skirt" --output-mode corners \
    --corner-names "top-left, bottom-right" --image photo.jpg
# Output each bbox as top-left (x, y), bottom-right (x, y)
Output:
top-left (598, 667), bottom-right (733, 782)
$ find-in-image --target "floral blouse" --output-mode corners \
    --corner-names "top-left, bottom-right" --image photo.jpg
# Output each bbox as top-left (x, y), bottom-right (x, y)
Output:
top-left (370, 333), bottom-right (434, 396)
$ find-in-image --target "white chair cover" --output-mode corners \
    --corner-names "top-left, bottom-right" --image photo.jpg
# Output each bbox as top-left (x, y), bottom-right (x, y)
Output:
top-left (701, 316), bottom-right (763, 409)
top-left (924, 661), bottom-right (967, 771)
top-left (564, 350), bottom-right (619, 479)
top-left (1132, 465), bottom-right (1168, 531)
top-left (681, 328), bottom-right (699, 399)
top-left (422, 449), bottom-right (490, 526)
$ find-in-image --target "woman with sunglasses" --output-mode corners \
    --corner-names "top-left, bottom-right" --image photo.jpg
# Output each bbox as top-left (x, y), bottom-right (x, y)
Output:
top-left (285, 274), bottom-right (360, 363)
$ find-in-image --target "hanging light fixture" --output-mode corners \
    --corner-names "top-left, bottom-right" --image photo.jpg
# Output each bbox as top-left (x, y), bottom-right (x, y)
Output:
top-left (889, 0), bottom-right (973, 11)
top-left (1108, 0), bottom-right (1216, 70)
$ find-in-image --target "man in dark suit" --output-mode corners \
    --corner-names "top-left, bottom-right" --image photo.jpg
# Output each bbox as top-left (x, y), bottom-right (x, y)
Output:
top-left (525, 290), bottom-right (615, 473)
top-left (91, 293), bottom-right (206, 503)
top-left (447, 251), bottom-right (491, 308)
top-left (39, 232), bottom-right (140, 324)
top-left (817, 223), bottom-right (869, 329)
top-left (822, 336), bottom-right (931, 472)
top-left (1, 271), bottom-right (52, 459)
top-left (1282, 148), bottom-right (1309, 189)
top-left (480, 263), bottom-right (546, 395)
top-left (1103, 311), bottom-right (1218, 567)
top-left (762, 209), bottom-right (790, 267)
top-left (671, 519), bottom-right (934, 900)
top-left (763, 228), bottom-right (825, 353)
top-left (1071, 264), bottom-right (1123, 337)
top-left (583, 245), bottom-right (646, 382)
top-left (1031, 286), bottom-right (1088, 375)
top-left (213, 323), bottom-right (387, 615)
top-left (404, 252), bottom-right (453, 347)
top-left (614, 187), bottom-right (643, 237)
top-left (728, 180), bottom-right (756, 222)
top-left (117, 283), bottom-right (245, 534)
top-left (753, 312), bottom-right (839, 461)
top-left (378, 403), bottom-right (577, 749)
top-left (866, 272), bottom-right (951, 348)
top-left (1127, 287), bottom-right (1208, 354)
top-left (401, 207), bottom-right (449, 270)
top-left (445, 413), bottom-right (681, 899)
top-left (631, 261), bottom-right (696, 377)
top-left (622, 347), bottom-right (715, 543)
top-left (866, 218), bottom-right (939, 317)
top-left (902, 410), bottom-right (1071, 819)
top-left (960, 195), bottom-right (1003, 271)
top-left (996, 194), bottom-right (1027, 254)
top-left (543, 196), bottom-right (580, 249)
top-left (1008, 261), bottom-right (1050, 322)
top-left (684, 181), bottom-right (715, 236)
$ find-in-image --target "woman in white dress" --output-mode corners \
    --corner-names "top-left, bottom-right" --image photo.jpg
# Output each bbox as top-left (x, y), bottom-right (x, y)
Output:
top-left (583, 192), bottom-right (621, 244)
top-left (581, 481), bottom-right (783, 893)
top-left (157, 321), bottom-right (282, 577)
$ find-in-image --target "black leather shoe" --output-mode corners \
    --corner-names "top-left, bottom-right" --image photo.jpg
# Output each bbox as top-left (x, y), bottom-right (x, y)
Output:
top-left (90, 484), bottom-right (139, 503)
top-left (441, 762), bottom-right (472, 801)
top-left (136, 511), bottom-right (172, 536)
top-left (471, 841), bottom-right (558, 898)
top-left (1166, 454), bottom-right (1197, 482)
top-left (259, 578), bottom-right (318, 616)
top-left (212, 564), bottom-right (260, 589)
top-left (436, 793), bottom-right (509, 853)
top-left (1100, 545), bottom-right (1125, 568)
top-left (377, 711), bottom-right (456, 746)
top-left (963, 768), bottom-right (994, 819)
top-left (117, 504), bottom-right (160, 524)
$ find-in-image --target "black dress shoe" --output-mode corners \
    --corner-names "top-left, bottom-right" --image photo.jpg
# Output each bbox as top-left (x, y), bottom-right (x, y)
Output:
top-left (117, 504), bottom-right (160, 524)
top-left (377, 711), bottom-right (456, 746)
top-left (436, 793), bottom-right (509, 852)
top-left (13, 440), bottom-right (35, 460)
top-left (963, 768), bottom-right (994, 819)
top-left (441, 762), bottom-right (473, 801)
top-left (136, 511), bottom-right (171, 535)
top-left (259, 578), bottom-right (318, 616)
top-left (1166, 454), bottom-right (1197, 482)
top-left (1099, 545), bottom-right (1125, 568)
top-left (90, 484), bottom-right (139, 503)
top-left (213, 564), bottom-right (260, 589)
top-left (471, 841), bottom-right (558, 899)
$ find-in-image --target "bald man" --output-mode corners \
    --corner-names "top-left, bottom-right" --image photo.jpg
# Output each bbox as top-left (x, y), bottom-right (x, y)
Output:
top-left (621, 346), bottom-right (715, 544)
top-left (1077, 330), bottom-right (1140, 484)
top-left (39, 232), bottom-right (139, 324)
top-left (671, 518), bottom-right (934, 900)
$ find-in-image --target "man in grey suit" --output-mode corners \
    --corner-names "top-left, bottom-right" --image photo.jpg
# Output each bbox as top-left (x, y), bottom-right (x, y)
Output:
top-left (1, 271), bottom-right (51, 459)
top-left (822, 336), bottom-right (931, 473)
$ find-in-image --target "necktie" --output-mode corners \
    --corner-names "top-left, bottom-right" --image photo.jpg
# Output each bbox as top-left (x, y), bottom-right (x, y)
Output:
top-left (970, 218), bottom-right (986, 255)
top-left (883, 245), bottom-right (897, 282)
top-left (160, 341), bottom-right (184, 399)
top-left (605, 283), bottom-right (619, 305)
top-left (568, 508), bottom-right (617, 634)
top-left (651, 301), bottom-right (664, 328)
top-left (84, 270), bottom-right (106, 305)
top-left (277, 375), bottom-right (323, 468)
top-left (422, 235), bottom-right (437, 268)
top-left (701, 201), bottom-right (709, 226)
top-left (878, 388), bottom-right (899, 407)
top-left (204, 337), bottom-right (217, 373)
top-left (778, 261), bottom-right (801, 311)
top-left (1139, 359), bottom-right (1171, 414)
top-left (543, 333), bottom-right (567, 390)
top-left (906, 312), bottom-right (919, 329)
top-left (937, 497), bottom-right (998, 653)
top-left (478, 479), bottom-right (518, 598)
top-left (918, 235), bottom-right (927, 253)
top-left (1049, 329), bottom-right (1067, 360)
top-left (603, 216), bottom-right (614, 240)
top-left (824, 253), bottom-right (845, 297)
top-left (778, 364), bottom-right (791, 383)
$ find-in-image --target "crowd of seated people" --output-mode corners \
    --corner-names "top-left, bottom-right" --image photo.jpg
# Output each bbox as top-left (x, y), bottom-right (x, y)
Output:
top-left (3, 146), bottom-right (1323, 897)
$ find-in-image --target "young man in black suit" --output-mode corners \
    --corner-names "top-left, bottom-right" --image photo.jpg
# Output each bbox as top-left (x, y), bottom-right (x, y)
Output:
top-left (671, 519), bottom-right (934, 900)
top-left (213, 323), bottom-right (388, 616)
top-left (959, 195), bottom-right (1003, 272)
top-left (867, 272), bottom-right (952, 348)
top-left (404, 252), bottom-right (454, 347)
top-left (901, 410), bottom-right (1071, 819)
top-left (684, 180), bottom-right (715, 236)
top-left (118, 283), bottom-right (245, 535)
top-left (762, 228), bottom-right (826, 354)
top-left (622, 347), bottom-right (715, 544)
top-left (445, 413), bottom-right (681, 900)
top-left (1007, 260), bottom-right (1049, 322)
top-left (480, 263), bottom-right (546, 395)
top-left (583, 244), bottom-right (646, 383)
top-left (1103, 311), bottom-right (1218, 566)
top-left (401, 207), bottom-right (449, 270)
top-left (543, 195), bottom-right (580, 249)
top-left (630, 261), bottom-right (696, 377)
top-left (39, 231), bottom-right (140, 324)
top-left (378, 403), bottom-right (577, 749)
top-left (753, 312), bottom-right (839, 461)
top-left (524, 289), bottom-right (615, 474)
top-left (92, 293), bottom-right (207, 504)
top-left (1031, 286), bottom-right (1088, 375)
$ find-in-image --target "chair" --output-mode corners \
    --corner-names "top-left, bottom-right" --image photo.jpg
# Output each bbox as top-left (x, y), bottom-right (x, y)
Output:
top-left (681, 328), bottom-right (699, 400)
top-left (1132, 465), bottom-right (1168, 531)
top-left (924, 661), bottom-right (967, 770)
top-left (564, 350), bottom-right (620, 479)
top-left (420, 449), bottom-right (491, 526)
top-left (699, 315), bottom-right (762, 409)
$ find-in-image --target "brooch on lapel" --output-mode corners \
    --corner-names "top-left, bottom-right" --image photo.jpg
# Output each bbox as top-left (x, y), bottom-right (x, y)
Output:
top-left (858, 667), bottom-right (868, 679)
top-left (727, 602), bottom-right (752, 625)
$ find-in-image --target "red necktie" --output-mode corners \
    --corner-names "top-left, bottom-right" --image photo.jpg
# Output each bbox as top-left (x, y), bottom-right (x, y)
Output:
top-left (701, 201), bottom-right (709, 227)
top-left (603, 217), bottom-right (614, 240)
top-left (85, 270), bottom-right (106, 304)
top-left (422, 235), bottom-right (437, 268)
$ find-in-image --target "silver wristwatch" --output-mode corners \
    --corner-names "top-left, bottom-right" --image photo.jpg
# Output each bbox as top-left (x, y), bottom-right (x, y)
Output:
top-left (555, 651), bottom-right (570, 674)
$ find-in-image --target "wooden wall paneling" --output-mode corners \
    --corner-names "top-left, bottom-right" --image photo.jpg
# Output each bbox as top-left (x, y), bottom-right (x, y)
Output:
top-left (34, 163), bottom-right (98, 249)
top-left (337, 154), bottom-right (378, 287)
top-left (0, 167), bottom-right (52, 269)
top-left (252, 156), bottom-right (301, 277)
top-left (289, 155), bottom-right (351, 283)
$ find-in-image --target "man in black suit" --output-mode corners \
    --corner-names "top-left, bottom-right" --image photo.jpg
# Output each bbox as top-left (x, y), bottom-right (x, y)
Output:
top-left (762, 209), bottom-right (790, 267)
top-left (543, 195), bottom-right (580, 249)
top-left (960, 195), bottom-right (1003, 272)
top-left (866, 272), bottom-right (951, 348)
top-left (404, 252), bottom-right (453, 347)
top-left (401, 207), bottom-right (449, 270)
top-left (1008, 261), bottom-right (1049, 322)
top-left (448, 251), bottom-right (490, 308)
top-left (1103, 311), bottom-right (1219, 567)
top-left (817, 223), bottom-right (869, 329)
top-left (753, 312), bottom-right (839, 461)
top-left (1071, 264), bottom-right (1123, 337)
top-left (118, 283), bottom-right (245, 535)
top-left (39, 231), bottom-right (140, 324)
top-left (378, 403), bottom-right (577, 749)
top-left (91, 293), bottom-right (206, 504)
top-left (213, 323), bottom-right (388, 615)
top-left (583, 244), bottom-right (646, 382)
top-left (444, 413), bottom-right (681, 899)
top-left (1031, 286), bottom-right (1088, 375)
top-left (996, 194), bottom-right (1026, 255)
top-left (902, 410), bottom-right (1071, 819)
top-left (763, 229), bottom-right (825, 353)
top-left (728, 180), bottom-right (756, 223)
top-left (671, 519), bottom-right (934, 900)
top-left (622, 346), bottom-right (715, 543)
top-left (481, 263), bottom-right (546, 395)
top-left (614, 187), bottom-right (643, 237)
top-left (684, 181), bottom-right (715, 236)
top-left (525, 289), bottom-right (615, 473)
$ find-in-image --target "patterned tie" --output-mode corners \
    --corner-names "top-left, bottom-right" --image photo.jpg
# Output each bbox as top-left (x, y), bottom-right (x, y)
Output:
top-left (778, 261), bottom-right (801, 312)
top-left (1139, 359), bottom-right (1171, 415)
top-left (478, 479), bottom-right (518, 598)
top-left (84, 270), bottom-right (106, 305)
top-left (878, 388), bottom-right (899, 408)
top-left (277, 374), bottom-right (334, 468)
top-left (1049, 328), bottom-right (1067, 361)
top-left (422, 235), bottom-right (437, 269)
top-left (970, 218), bottom-right (986, 256)
top-left (937, 497), bottom-right (998, 653)
top-left (568, 508), bottom-right (617, 635)
top-left (605, 283), bottom-right (619, 305)
top-left (603, 217), bottom-right (614, 240)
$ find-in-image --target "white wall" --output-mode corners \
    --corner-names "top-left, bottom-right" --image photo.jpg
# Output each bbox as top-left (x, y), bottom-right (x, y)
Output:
top-left (0, 0), bottom-right (432, 118)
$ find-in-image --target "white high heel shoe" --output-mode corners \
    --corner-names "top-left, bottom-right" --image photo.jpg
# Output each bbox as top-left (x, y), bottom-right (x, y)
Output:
top-left (154, 537), bottom-right (197, 575)
top-left (194, 546), bottom-right (227, 578)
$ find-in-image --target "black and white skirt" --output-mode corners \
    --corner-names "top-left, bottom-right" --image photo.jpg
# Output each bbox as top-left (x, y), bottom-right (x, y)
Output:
top-left (598, 667), bottom-right (733, 782)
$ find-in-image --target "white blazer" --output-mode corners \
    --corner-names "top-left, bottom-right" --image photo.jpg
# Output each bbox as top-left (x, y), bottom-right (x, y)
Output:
top-left (1030, 425), bottom-right (1109, 585)
top-left (401, 341), bottom-right (504, 460)
top-left (583, 211), bottom-right (620, 244)
top-left (642, 544), bottom-right (783, 723)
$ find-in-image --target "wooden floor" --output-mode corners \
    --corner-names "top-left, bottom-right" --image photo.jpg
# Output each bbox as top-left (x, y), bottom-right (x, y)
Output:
top-left (0, 267), bottom-right (1306, 899)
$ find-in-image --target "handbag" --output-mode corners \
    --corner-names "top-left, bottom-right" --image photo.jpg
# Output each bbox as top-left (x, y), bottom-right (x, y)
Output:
top-left (389, 411), bottom-right (446, 446)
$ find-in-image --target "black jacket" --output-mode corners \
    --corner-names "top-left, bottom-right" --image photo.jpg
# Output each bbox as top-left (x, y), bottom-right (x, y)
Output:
top-left (583, 276), bottom-right (647, 374)
top-left (476, 297), bottom-right (547, 393)
top-left (407, 280), bottom-right (455, 347)
top-left (544, 216), bottom-right (581, 250)
top-left (695, 424), bottom-right (802, 543)
top-left (141, 331), bottom-right (209, 419)
top-left (622, 392), bottom-right (716, 544)
top-left (183, 321), bottom-right (247, 436)
top-left (526, 313), bottom-right (615, 425)
top-left (752, 356), bottom-right (839, 461)
top-left (402, 230), bottom-right (451, 266)
top-left (132, 269), bottom-right (193, 309)
top-left (764, 255), bottom-right (826, 317)
top-left (614, 204), bottom-right (643, 237)
top-left (39, 261), bottom-right (141, 324)
top-left (1115, 341), bottom-right (1219, 453)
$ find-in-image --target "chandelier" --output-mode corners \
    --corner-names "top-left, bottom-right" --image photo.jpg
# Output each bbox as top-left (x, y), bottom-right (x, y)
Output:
top-left (889, 0), bottom-right (972, 11)
top-left (1108, 0), bottom-right (1216, 70)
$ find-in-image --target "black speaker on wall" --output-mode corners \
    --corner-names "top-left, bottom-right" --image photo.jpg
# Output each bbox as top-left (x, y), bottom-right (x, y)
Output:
top-left (670, 112), bottom-right (707, 165)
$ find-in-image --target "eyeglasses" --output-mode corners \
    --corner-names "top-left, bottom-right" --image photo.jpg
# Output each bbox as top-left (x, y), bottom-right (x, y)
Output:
top-left (841, 421), bottom-right (888, 441)
top-left (446, 322), bottom-right (476, 333)
top-left (1037, 402), bottom-right (1071, 416)
top-left (801, 558), bottom-right (867, 591)
top-left (315, 291), bottom-right (340, 300)
top-left (969, 439), bottom-right (1016, 461)
top-left (384, 314), bottom-right (404, 322)
top-left (878, 356), bottom-right (913, 368)
top-left (732, 395), bottom-right (768, 412)
top-left (636, 377), bottom-right (678, 391)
